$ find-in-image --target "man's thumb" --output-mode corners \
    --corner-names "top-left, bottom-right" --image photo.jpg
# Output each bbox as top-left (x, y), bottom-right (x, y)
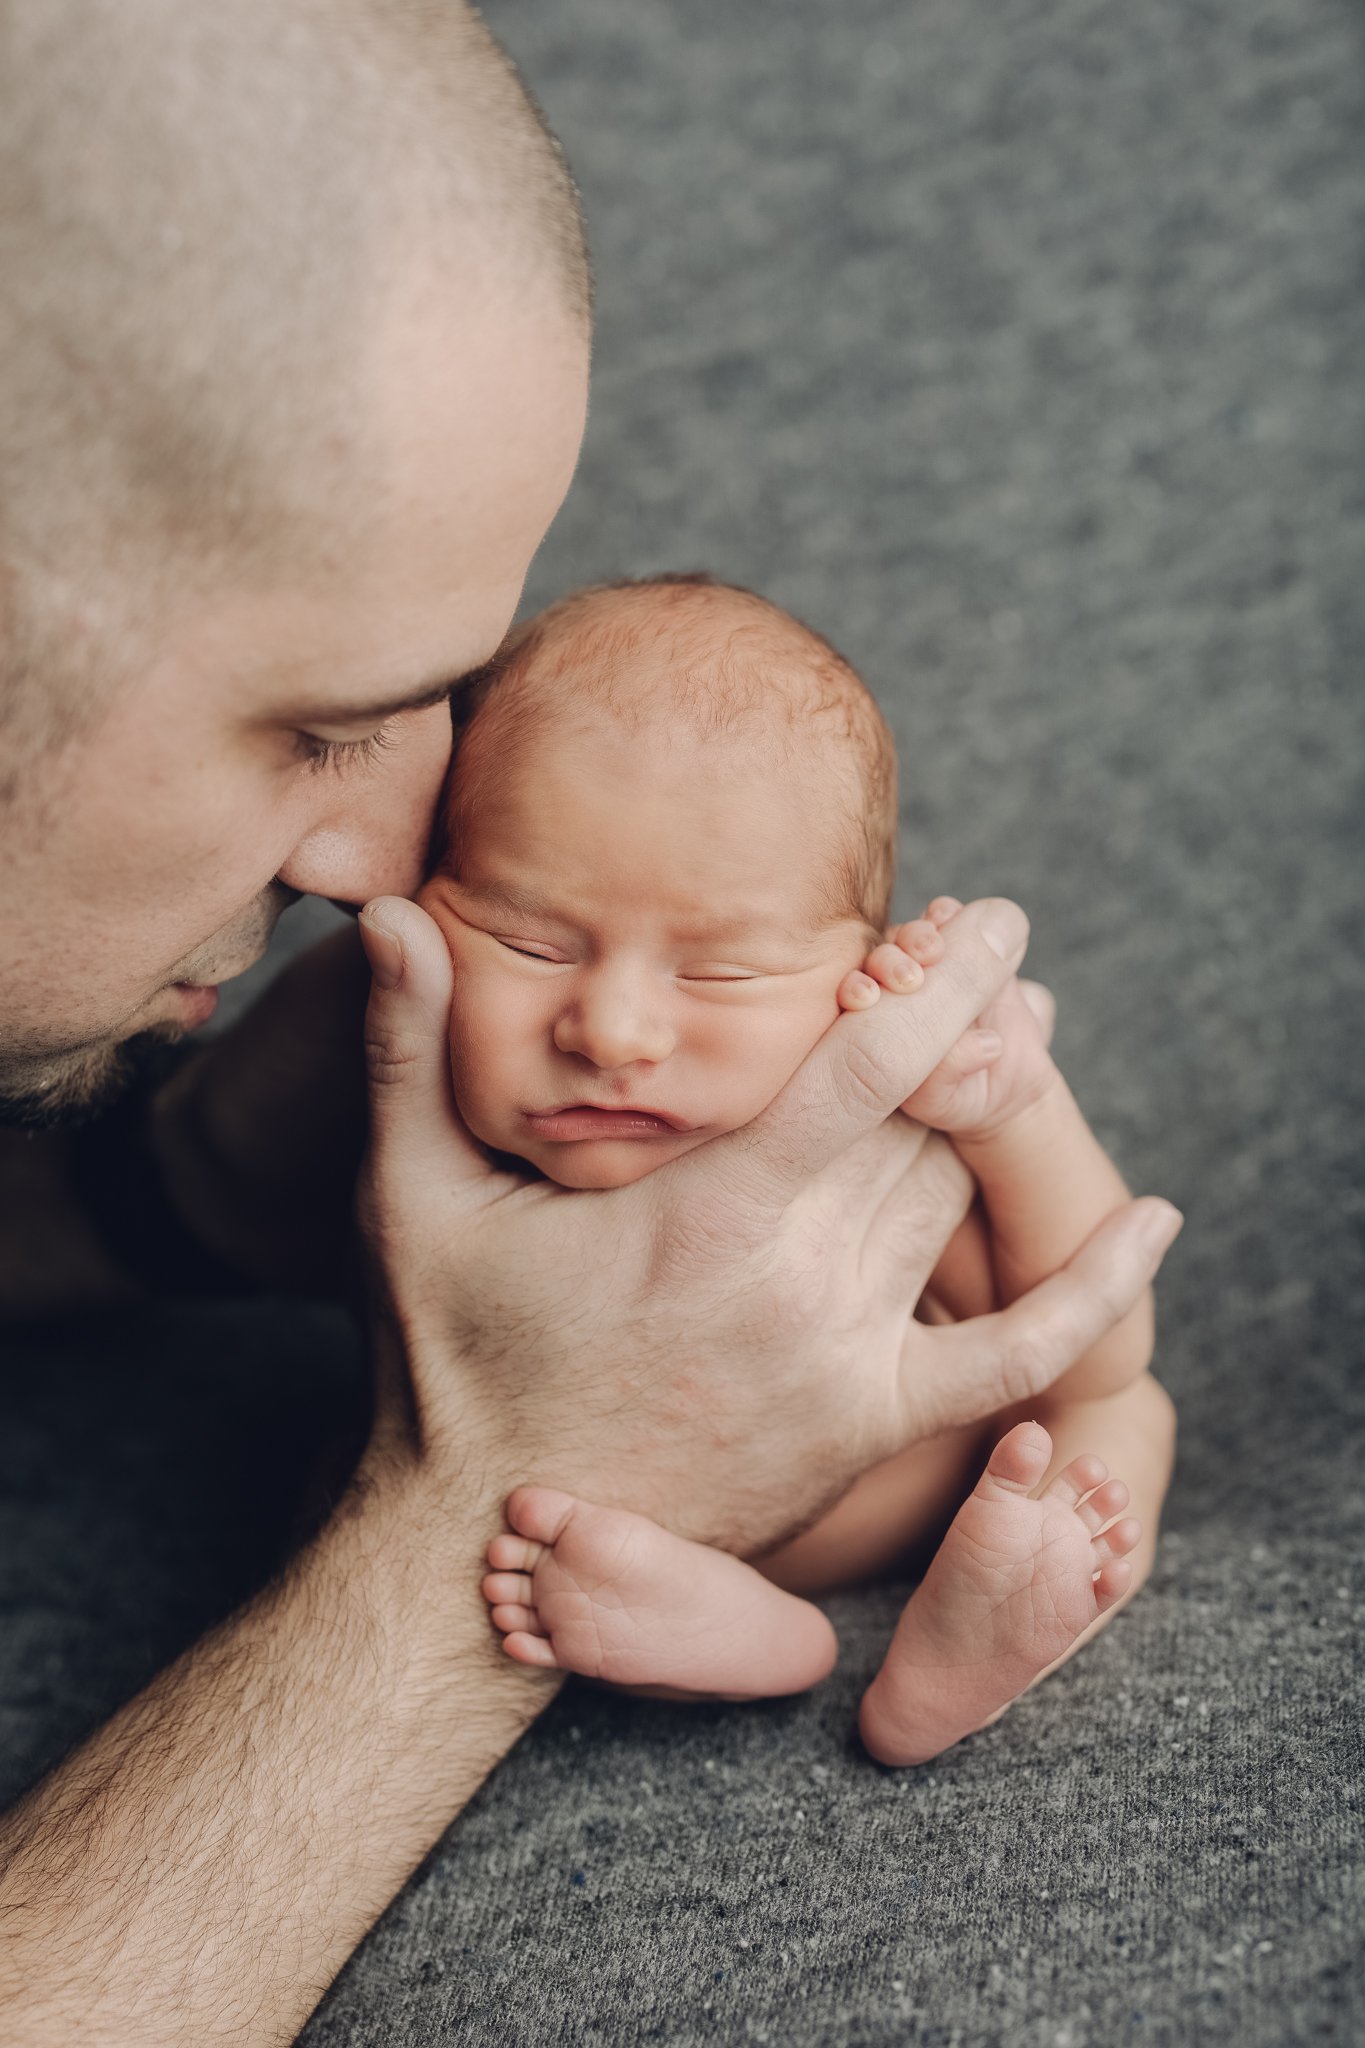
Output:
top-left (358, 897), bottom-right (483, 1189)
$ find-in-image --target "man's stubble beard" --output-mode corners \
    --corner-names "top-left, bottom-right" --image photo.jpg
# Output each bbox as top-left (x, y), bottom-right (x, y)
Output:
top-left (0, 884), bottom-right (298, 1128)
top-left (0, 1020), bottom-right (191, 1129)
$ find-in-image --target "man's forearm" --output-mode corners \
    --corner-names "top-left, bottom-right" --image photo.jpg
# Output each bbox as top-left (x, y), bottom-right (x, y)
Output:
top-left (0, 1449), bottom-right (558, 2047)
top-left (954, 1072), bottom-right (1155, 1401)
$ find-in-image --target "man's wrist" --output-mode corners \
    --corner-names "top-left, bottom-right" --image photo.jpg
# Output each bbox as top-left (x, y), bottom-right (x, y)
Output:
top-left (347, 1418), bottom-right (563, 1718)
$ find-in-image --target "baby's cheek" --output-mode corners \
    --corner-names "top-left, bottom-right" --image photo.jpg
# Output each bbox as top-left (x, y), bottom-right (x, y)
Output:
top-left (447, 981), bottom-right (525, 1135)
top-left (704, 1000), bottom-right (836, 1129)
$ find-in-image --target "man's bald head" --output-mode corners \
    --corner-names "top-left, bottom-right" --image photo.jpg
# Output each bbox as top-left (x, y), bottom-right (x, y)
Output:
top-left (0, 0), bottom-right (590, 745)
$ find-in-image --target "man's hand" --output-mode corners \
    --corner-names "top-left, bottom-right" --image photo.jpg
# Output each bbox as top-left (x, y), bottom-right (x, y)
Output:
top-left (355, 893), bottom-right (1181, 1556)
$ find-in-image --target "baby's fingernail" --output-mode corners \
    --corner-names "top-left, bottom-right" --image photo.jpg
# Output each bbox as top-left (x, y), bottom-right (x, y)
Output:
top-left (981, 899), bottom-right (1029, 960)
top-left (975, 1029), bottom-right (1004, 1057)
top-left (927, 896), bottom-right (963, 923)
top-left (847, 973), bottom-right (881, 1007)
top-left (889, 952), bottom-right (924, 990)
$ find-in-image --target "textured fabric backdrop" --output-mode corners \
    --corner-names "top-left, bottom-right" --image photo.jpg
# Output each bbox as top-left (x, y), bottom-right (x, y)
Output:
top-left (2, 0), bottom-right (1362, 2042)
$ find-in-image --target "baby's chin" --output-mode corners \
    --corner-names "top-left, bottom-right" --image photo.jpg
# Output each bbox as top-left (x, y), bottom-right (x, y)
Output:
top-left (467, 1117), bottom-right (714, 1190)
top-left (524, 1130), bottom-right (711, 1189)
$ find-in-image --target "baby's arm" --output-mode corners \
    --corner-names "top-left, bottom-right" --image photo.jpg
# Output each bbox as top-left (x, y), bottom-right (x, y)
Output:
top-left (853, 899), bottom-right (1161, 1403)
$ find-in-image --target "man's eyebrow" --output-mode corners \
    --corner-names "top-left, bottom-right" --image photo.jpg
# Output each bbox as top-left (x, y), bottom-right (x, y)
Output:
top-left (308, 663), bottom-right (495, 724)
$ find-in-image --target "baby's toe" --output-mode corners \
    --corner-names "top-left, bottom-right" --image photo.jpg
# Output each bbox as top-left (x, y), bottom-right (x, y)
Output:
top-left (1041, 1453), bottom-right (1108, 1510)
top-left (979, 1420), bottom-right (1054, 1496)
top-left (1092, 1558), bottom-right (1134, 1613)
top-left (490, 1601), bottom-right (546, 1636)
top-left (483, 1569), bottom-right (536, 1607)
top-left (1092, 1515), bottom-right (1142, 1563)
top-left (486, 1534), bottom-right (544, 1573)
top-left (505, 1486), bottom-right (582, 1548)
top-left (503, 1630), bottom-right (562, 1669)
top-left (1073, 1477), bottom-right (1129, 1533)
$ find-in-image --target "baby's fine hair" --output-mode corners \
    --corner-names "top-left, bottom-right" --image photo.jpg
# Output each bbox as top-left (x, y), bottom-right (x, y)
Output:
top-left (445, 573), bottom-right (898, 929)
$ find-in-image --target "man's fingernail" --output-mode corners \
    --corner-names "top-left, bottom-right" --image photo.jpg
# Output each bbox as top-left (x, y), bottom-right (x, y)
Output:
top-left (359, 906), bottom-right (405, 990)
top-left (1140, 1200), bottom-right (1184, 1264)
top-left (981, 900), bottom-right (1029, 960)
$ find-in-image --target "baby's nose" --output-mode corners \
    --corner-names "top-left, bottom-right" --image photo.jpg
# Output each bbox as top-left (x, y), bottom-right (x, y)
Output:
top-left (553, 992), bottom-right (676, 1069)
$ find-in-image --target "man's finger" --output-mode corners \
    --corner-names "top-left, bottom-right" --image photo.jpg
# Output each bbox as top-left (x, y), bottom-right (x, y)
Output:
top-left (714, 897), bottom-right (1030, 1204)
top-left (359, 896), bottom-right (488, 1193)
top-left (864, 1129), bottom-right (976, 1296)
top-left (903, 1197), bottom-right (1183, 1437)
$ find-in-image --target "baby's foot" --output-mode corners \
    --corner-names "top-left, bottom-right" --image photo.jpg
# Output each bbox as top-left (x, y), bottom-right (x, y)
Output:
top-left (858, 1421), bottom-right (1140, 1766)
top-left (482, 1488), bottom-right (838, 1700)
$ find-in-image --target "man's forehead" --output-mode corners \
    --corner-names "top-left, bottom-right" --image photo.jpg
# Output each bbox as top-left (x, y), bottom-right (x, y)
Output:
top-left (154, 572), bottom-right (508, 726)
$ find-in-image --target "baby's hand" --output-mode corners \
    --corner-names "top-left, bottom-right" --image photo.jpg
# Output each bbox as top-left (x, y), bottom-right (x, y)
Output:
top-left (837, 898), bottom-right (1060, 1143)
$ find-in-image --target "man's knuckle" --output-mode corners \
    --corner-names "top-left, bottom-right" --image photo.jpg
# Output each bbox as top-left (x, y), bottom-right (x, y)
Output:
top-left (835, 1036), bottom-right (902, 1118)
top-left (998, 1334), bottom-right (1052, 1406)
top-left (363, 1028), bottom-right (423, 1087)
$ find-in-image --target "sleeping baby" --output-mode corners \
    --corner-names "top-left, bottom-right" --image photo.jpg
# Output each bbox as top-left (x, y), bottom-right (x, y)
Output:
top-left (417, 573), bottom-right (1177, 1766)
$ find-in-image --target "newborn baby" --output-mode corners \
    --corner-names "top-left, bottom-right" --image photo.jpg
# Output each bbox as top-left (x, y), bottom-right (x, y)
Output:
top-left (419, 574), bottom-right (1176, 1765)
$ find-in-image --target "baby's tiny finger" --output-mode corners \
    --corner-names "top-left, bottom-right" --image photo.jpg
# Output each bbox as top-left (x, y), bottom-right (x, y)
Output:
top-left (889, 918), bottom-right (946, 965)
top-left (838, 970), bottom-right (883, 1011)
top-left (970, 1024), bottom-right (1002, 1073)
top-left (956, 1027), bottom-right (1004, 1073)
top-left (1018, 978), bottom-right (1057, 1047)
top-left (941, 1032), bottom-right (1002, 1081)
top-left (863, 943), bottom-right (924, 993)
top-left (924, 896), bottom-right (964, 928)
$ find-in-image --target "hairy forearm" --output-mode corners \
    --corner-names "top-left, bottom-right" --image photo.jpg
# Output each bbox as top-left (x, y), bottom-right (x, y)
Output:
top-left (0, 1449), bottom-right (558, 2047)
top-left (954, 1071), bottom-right (1154, 1401)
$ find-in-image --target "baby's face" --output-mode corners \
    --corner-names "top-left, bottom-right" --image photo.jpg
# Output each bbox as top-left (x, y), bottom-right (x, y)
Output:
top-left (420, 718), bottom-right (870, 1189)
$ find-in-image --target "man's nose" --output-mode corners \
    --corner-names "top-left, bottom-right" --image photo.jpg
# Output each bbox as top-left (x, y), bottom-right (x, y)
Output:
top-left (553, 975), bottom-right (677, 1070)
top-left (275, 704), bottom-right (453, 906)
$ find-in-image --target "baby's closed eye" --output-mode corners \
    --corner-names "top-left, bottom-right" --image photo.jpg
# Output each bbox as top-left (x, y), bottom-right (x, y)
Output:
top-left (679, 965), bottom-right (766, 983)
top-left (495, 938), bottom-right (571, 963)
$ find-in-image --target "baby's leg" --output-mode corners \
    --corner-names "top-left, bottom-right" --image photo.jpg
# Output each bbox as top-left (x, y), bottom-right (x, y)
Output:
top-left (860, 1374), bottom-right (1175, 1766)
top-left (482, 1489), bottom-right (838, 1701)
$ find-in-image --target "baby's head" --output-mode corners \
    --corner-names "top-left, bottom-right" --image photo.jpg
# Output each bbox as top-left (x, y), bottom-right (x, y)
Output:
top-left (420, 575), bottom-right (897, 1188)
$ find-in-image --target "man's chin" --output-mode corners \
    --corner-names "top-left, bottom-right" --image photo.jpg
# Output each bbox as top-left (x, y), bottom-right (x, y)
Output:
top-left (0, 1024), bottom-right (188, 1130)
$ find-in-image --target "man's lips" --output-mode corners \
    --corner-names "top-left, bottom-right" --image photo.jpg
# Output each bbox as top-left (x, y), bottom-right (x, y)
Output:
top-left (168, 982), bottom-right (221, 1028)
top-left (523, 1105), bottom-right (692, 1142)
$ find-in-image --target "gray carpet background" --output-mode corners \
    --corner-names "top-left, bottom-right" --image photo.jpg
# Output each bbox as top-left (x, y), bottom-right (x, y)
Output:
top-left (3, 0), bottom-right (1363, 2041)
